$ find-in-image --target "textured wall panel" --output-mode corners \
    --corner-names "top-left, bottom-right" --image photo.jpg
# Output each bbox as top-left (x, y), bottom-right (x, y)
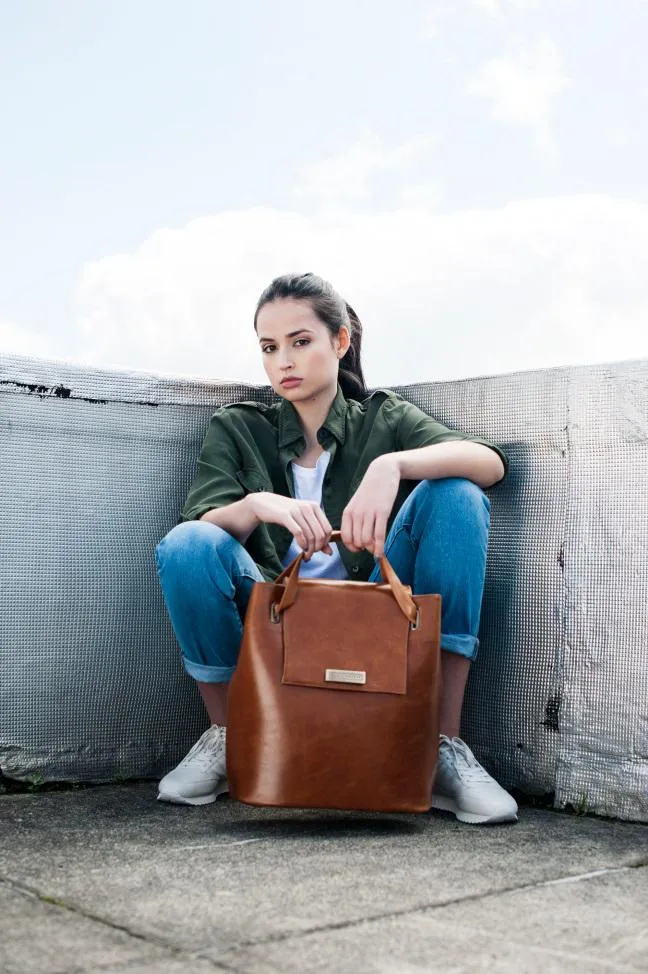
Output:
top-left (1, 353), bottom-right (646, 821)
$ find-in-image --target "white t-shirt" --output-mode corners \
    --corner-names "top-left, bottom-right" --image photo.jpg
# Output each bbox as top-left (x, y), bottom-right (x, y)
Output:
top-left (280, 450), bottom-right (348, 579)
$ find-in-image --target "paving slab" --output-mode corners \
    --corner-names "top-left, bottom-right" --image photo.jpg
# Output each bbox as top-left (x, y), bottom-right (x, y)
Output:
top-left (0, 880), bottom-right (172, 974)
top-left (1, 784), bottom-right (647, 974)
top-left (214, 868), bottom-right (648, 973)
top-left (94, 962), bottom-right (224, 974)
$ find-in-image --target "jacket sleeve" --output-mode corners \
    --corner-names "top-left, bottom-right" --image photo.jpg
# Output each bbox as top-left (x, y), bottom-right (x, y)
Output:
top-left (394, 398), bottom-right (509, 482)
top-left (179, 411), bottom-right (246, 522)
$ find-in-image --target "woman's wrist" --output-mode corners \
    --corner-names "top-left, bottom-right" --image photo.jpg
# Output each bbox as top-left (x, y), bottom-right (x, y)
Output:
top-left (369, 453), bottom-right (402, 479)
top-left (244, 492), bottom-right (263, 525)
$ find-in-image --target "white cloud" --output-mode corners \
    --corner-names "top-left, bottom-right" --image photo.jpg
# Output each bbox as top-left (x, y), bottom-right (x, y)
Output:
top-left (0, 319), bottom-right (55, 358)
top-left (421, 0), bottom-right (542, 35)
top-left (466, 36), bottom-right (570, 151)
top-left (472, 0), bottom-right (504, 15)
top-left (76, 208), bottom-right (313, 381)
top-left (472, 0), bottom-right (542, 16)
top-left (73, 191), bottom-right (648, 386)
top-left (397, 180), bottom-right (443, 209)
top-left (420, 1), bottom-right (452, 38)
top-left (293, 131), bottom-right (437, 209)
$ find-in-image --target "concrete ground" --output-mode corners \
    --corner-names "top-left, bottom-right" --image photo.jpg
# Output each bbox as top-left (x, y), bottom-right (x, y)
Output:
top-left (0, 785), bottom-right (647, 974)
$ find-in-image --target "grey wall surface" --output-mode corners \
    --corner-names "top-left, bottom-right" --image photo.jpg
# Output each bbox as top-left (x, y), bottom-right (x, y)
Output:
top-left (1, 353), bottom-right (646, 822)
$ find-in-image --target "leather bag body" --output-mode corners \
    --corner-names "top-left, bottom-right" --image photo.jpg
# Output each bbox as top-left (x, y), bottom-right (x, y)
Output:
top-left (226, 532), bottom-right (442, 813)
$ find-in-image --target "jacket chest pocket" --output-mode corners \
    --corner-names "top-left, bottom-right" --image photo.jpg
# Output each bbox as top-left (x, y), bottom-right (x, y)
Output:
top-left (236, 468), bottom-right (273, 494)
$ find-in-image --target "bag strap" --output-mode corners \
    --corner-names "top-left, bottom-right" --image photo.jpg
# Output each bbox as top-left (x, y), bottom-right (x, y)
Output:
top-left (273, 530), bottom-right (418, 625)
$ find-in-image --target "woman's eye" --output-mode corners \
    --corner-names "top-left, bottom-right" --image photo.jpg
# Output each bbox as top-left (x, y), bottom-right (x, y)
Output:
top-left (262, 339), bottom-right (310, 353)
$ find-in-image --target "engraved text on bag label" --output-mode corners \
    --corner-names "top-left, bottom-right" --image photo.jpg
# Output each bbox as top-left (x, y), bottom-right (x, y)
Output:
top-left (324, 668), bottom-right (367, 685)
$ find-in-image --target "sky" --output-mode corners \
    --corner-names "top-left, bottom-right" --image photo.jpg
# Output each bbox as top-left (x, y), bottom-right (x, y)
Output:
top-left (1, 0), bottom-right (647, 386)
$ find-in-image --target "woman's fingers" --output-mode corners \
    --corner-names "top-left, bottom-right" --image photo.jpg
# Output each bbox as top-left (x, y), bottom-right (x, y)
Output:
top-left (296, 511), bottom-right (318, 560)
top-left (372, 515), bottom-right (388, 560)
top-left (313, 505), bottom-right (334, 554)
top-left (295, 504), bottom-right (330, 560)
top-left (255, 494), bottom-right (333, 559)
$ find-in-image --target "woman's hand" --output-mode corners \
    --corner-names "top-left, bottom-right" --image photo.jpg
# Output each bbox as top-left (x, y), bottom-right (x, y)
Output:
top-left (246, 492), bottom-right (333, 562)
top-left (340, 455), bottom-right (401, 559)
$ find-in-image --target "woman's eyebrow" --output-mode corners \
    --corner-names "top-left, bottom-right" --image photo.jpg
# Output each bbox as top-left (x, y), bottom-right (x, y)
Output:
top-left (258, 328), bottom-right (314, 342)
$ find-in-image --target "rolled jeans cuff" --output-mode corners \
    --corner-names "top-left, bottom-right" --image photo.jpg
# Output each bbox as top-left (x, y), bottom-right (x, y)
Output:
top-left (440, 633), bottom-right (479, 661)
top-left (182, 658), bottom-right (236, 683)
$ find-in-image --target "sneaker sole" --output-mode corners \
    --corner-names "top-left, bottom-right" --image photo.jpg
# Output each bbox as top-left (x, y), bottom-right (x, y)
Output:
top-left (431, 794), bottom-right (518, 825)
top-left (157, 781), bottom-right (229, 807)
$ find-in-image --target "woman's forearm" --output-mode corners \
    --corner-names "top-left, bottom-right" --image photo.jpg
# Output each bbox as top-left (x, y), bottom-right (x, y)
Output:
top-left (199, 495), bottom-right (260, 544)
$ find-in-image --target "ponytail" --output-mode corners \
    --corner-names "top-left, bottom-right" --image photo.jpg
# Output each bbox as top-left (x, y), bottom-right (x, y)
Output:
top-left (338, 301), bottom-right (367, 400)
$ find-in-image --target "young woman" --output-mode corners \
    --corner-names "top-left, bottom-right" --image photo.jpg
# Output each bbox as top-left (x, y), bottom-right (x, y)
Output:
top-left (155, 272), bottom-right (518, 825)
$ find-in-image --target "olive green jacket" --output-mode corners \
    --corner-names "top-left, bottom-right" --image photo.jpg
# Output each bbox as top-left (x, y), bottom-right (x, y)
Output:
top-left (180, 384), bottom-right (508, 582)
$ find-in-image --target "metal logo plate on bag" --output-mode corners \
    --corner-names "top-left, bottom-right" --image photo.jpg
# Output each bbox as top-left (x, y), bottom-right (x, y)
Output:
top-left (325, 668), bottom-right (367, 685)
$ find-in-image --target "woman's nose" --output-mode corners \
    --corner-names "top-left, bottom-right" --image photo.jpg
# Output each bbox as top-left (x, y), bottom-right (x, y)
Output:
top-left (278, 350), bottom-right (295, 369)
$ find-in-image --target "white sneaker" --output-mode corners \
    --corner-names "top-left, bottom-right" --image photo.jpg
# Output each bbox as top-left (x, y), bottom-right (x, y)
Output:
top-left (431, 735), bottom-right (518, 825)
top-left (157, 725), bottom-right (229, 806)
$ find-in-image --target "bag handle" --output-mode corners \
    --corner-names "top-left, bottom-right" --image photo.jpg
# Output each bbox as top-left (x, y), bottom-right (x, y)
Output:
top-left (273, 530), bottom-right (419, 625)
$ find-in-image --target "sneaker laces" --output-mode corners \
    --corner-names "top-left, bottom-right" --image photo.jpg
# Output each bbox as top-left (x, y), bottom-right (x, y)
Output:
top-left (182, 726), bottom-right (226, 768)
top-left (440, 735), bottom-right (493, 784)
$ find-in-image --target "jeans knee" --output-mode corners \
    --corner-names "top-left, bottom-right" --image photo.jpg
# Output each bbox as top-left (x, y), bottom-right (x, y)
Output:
top-left (155, 520), bottom-right (231, 568)
top-left (418, 477), bottom-right (490, 520)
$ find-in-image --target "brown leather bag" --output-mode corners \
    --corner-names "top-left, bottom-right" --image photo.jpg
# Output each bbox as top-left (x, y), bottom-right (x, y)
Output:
top-left (226, 531), bottom-right (441, 813)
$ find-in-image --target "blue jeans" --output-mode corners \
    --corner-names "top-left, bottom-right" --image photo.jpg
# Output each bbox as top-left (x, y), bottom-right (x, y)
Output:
top-left (155, 477), bottom-right (491, 683)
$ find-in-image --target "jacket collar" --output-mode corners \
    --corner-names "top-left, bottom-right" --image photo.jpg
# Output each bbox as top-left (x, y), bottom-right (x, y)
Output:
top-left (278, 382), bottom-right (348, 448)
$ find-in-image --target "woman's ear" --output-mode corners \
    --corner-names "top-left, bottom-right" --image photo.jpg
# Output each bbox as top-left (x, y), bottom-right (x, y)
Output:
top-left (337, 325), bottom-right (351, 358)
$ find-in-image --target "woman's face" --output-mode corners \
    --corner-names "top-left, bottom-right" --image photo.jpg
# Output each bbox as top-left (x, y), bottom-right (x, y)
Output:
top-left (256, 297), bottom-right (349, 402)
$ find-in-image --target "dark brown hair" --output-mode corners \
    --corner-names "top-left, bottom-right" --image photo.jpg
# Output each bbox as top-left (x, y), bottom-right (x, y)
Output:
top-left (253, 272), bottom-right (368, 400)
